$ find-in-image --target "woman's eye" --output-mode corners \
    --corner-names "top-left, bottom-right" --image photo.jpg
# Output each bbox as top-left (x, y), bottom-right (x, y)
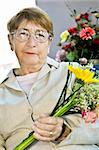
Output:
top-left (20, 32), bottom-right (27, 36)
top-left (19, 32), bottom-right (29, 39)
top-left (38, 33), bottom-right (45, 37)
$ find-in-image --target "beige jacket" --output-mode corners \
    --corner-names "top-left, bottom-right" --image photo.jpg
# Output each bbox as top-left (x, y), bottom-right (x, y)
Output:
top-left (0, 57), bottom-right (99, 150)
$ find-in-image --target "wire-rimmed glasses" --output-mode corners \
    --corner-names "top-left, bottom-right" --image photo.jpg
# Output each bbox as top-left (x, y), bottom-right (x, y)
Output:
top-left (11, 28), bottom-right (52, 43)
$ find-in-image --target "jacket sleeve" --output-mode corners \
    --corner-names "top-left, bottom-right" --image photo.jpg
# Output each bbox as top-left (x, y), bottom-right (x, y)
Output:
top-left (59, 114), bottom-right (99, 145)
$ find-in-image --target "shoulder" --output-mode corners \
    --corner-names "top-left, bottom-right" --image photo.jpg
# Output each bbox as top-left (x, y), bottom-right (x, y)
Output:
top-left (47, 57), bottom-right (79, 71)
top-left (0, 62), bottom-right (20, 84)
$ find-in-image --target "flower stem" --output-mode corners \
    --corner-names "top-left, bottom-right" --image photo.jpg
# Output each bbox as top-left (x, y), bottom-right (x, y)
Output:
top-left (14, 133), bottom-right (36, 150)
top-left (54, 92), bottom-right (78, 117)
top-left (14, 91), bottom-right (78, 150)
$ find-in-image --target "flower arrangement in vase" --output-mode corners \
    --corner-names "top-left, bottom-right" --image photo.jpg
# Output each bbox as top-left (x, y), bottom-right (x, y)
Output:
top-left (55, 9), bottom-right (99, 64)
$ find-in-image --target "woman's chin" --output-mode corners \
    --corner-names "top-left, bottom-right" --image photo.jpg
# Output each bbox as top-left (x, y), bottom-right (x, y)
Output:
top-left (23, 58), bottom-right (40, 66)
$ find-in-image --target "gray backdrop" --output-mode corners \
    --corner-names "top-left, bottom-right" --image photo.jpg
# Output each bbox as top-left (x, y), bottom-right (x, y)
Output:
top-left (36, 0), bottom-right (99, 59)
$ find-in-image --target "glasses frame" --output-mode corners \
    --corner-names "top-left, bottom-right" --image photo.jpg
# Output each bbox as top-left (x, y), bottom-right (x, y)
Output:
top-left (11, 28), bottom-right (53, 43)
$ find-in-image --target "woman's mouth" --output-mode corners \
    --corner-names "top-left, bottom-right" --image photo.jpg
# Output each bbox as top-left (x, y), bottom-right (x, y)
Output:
top-left (24, 52), bottom-right (37, 55)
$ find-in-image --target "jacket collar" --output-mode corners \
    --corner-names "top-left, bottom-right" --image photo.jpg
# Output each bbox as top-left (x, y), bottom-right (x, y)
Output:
top-left (2, 57), bottom-right (59, 91)
top-left (37, 57), bottom-right (59, 80)
top-left (3, 71), bottom-right (23, 91)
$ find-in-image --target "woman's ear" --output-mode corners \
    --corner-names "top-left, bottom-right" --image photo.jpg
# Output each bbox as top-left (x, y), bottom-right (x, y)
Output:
top-left (47, 45), bottom-right (50, 54)
top-left (48, 40), bottom-right (52, 54)
top-left (8, 34), bottom-right (14, 51)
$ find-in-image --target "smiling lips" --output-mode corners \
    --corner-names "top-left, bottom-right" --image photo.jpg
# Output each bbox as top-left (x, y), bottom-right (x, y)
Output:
top-left (25, 52), bottom-right (37, 55)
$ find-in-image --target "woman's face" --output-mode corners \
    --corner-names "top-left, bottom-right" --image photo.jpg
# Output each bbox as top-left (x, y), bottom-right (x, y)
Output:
top-left (9, 20), bottom-right (51, 68)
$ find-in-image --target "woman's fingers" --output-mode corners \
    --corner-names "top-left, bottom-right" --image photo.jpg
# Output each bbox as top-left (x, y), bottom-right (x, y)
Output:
top-left (34, 120), bottom-right (55, 131)
top-left (38, 115), bottom-right (58, 125)
top-left (33, 115), bottom-right (64, 141)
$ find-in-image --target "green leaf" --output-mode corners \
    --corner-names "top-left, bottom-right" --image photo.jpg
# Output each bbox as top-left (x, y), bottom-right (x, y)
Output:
top-left (82, 48), bottom-right (88, 54)
top-left (66, 51), bottom-right (76, 61)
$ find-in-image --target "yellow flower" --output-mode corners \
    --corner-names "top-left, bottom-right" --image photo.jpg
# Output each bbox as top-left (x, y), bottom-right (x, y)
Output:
top-left (68, 65), bottom-right (99, 83)
top-left (93, 12), bottom-right (99, 18)
top-left (60, 30), bottom-right (70, 43)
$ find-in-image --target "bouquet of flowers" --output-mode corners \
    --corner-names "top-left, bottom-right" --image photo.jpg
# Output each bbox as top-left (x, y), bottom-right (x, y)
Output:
top-left (55, 10), bottom-right (99, 64)
top-left (14, 65), bottom-right (99, 150)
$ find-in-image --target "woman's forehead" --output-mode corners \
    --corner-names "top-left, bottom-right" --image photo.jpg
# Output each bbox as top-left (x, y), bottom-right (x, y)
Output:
top-left (17, 20), bottom-right (46, 31)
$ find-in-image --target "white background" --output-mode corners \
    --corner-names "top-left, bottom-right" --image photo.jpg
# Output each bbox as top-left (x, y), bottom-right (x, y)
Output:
top-left (0, 0), bottom-right (36, 65)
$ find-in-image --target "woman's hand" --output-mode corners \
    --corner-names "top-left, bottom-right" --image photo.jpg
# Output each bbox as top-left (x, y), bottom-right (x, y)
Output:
top-left (32, 114), bottom-right (64, 141)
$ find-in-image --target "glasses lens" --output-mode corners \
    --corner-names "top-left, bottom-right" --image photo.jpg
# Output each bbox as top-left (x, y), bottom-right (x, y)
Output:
top-left (13, 29), bottom-right (50, 43)
top-left (16, 29), bottom-right (29, 42)
top-left (34, 30), bottom-right (49, 43)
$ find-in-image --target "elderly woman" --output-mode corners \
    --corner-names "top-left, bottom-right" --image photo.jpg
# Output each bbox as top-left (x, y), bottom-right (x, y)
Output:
top-left (0, 7), bottom-right (99, 150)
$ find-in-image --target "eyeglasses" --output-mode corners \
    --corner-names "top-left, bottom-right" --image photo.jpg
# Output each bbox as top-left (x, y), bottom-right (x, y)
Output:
top-left (11, 28), bottom-right (52, 43)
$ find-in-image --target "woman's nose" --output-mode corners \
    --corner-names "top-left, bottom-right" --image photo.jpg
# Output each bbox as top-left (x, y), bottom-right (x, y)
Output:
top-left (26, 35), bottom-right (38, 47)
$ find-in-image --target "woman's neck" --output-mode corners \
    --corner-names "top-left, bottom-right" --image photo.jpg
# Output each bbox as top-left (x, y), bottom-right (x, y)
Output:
top-left (14, 65), bottom-right (42, 76)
